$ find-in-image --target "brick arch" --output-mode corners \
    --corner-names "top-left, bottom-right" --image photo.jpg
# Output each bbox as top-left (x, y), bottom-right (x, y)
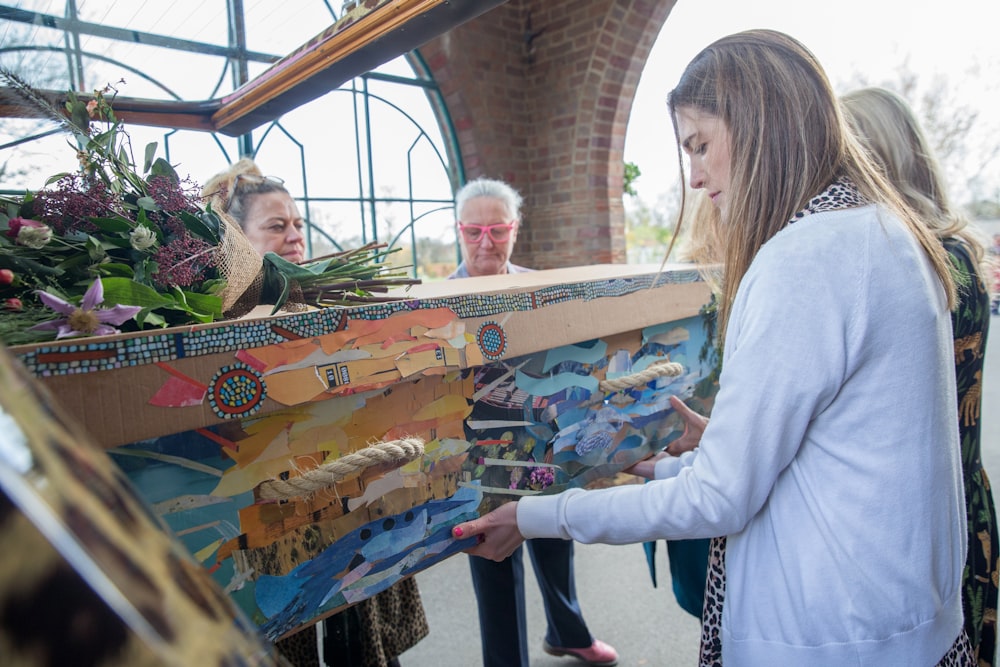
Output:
top-left (418, 0), bottom-right (677, 269)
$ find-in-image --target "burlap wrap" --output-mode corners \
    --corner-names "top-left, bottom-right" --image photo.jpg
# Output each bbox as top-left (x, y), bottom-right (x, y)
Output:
top-left (215, 209), bottom-right (309, 319)
top-left (215, 210), bottom-right (266, 318)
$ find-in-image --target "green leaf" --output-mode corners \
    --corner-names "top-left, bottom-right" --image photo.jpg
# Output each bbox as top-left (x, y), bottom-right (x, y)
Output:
top-left (158, 287), bottom-right (219, 323)
top-left (133, 259), bottom-right (158, 285)
top-left (99, 237), bottom-right (131, 251)
top-left (44, 172), bottom-right (71, 186)
top-left (136, 196), bottom-right (159, 211)
top-left (259, 260), bottom-right (291, 312)
top-left (97, 262), bottom-right (134, 278)
top-left (69, 98), bottom-right (90, 133)
top-left (179, 210), bottom-right (220, 244)
top-left (84, 235), bottom-right (106, 262)
top-left (142, 142), bottom-right (158, 174)
top-left (90, 126), bottom-right (116, 151)
top-left (0, 253), bottom-right (64, 276)
top-left (89, 216), bottom-right (134, 233)
top-left (161, 305), bottom-right (215, 324)
top-left (101, 277), bottom-right (176, 309)
top-left (264, 251), bottom-right (333, 280)
top-left (149, 157), bottom-right (179, 183)
top-left (201, 277), bottom-right (228, 295)
top-left (136, 310), bottom-right (167, 328)
top-left (179, 290), bottom-right (222, 319)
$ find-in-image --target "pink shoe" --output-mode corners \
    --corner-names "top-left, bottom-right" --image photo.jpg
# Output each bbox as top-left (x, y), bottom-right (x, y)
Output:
top-left (543, 638), bottom-right (619, 666)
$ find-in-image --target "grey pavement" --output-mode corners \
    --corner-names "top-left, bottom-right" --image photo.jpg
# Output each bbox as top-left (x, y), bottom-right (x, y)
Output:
top-left (400, 314), bottom-right (1000, 667)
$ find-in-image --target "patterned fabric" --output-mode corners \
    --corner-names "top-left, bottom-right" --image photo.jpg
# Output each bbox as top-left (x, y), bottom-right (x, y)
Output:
top-left (277, 578), bottom-right (428, 667)
top-left (698, 536), bottom-right (725, 667)
top-left (276, 627), bottom-right (321, 667)
top-left (351, 578), bottom-right (429, 667)
top-left (697, 180), bottom-right (983, 666)
top-left (940, 631), bottom-right (977, 666)
top-left (788, 176), bottom-right (868, 223)
top-left (945, 238), bottom-right (998, 666)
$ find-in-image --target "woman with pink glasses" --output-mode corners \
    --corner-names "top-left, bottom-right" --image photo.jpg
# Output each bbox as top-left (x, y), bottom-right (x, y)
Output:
top-left (448, 177), bottom-right (531, 279)
top-left (449, 177), bottom-right (619, 667)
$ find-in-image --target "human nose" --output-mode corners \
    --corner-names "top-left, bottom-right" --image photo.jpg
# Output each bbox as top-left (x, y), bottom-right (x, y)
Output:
top-left (479, 231), bottom-right (496, 247)
top-left (688, 160), bottom-right (706, 190)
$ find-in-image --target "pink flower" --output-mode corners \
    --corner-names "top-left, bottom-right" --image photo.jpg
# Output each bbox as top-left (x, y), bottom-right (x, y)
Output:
top-left (6, 216), bottom-right (28, 237)
top-left (30, 278), bottom-right (142, 339)
top-left (0, 269), bottom-right (13, 286)
top-left (7, 217), bottom-right (52, 248)
top-left (3, 298), bottom-right (22, 311)
top-left (86, 99), bottom-right (99, 117)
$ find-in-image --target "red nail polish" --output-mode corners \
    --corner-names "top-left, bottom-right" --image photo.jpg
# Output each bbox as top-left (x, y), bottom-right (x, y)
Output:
top-left (453, 526), bottom-right (464, 537)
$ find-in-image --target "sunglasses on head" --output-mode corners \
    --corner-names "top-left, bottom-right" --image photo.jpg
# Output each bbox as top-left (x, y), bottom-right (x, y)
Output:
top-left (219, 173), bottom-right (286, 212)
top-left (235, 173), bottom-right (284, 187)
top-left (458, 222), bottom-right (515, 243)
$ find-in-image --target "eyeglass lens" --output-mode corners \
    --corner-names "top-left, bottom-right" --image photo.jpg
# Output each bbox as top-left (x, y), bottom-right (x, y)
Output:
top-left (461, 224), bottom-right (511, 242)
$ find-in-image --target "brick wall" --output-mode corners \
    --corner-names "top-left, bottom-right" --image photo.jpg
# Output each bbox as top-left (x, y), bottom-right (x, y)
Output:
top-left (419, 0), bottom-right (677, 269)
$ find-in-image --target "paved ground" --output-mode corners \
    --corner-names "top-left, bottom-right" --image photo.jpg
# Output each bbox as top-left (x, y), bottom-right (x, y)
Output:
top-left (400, 315), bottom-right (1000, 667)
top-left (403, 541), bottom-right (700, 666)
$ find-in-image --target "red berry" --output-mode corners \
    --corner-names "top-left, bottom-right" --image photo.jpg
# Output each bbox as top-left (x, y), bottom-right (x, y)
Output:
top-left (3, 298), bottom-right (22, 311)
top-left (0, 269), bottom-right (12, 285)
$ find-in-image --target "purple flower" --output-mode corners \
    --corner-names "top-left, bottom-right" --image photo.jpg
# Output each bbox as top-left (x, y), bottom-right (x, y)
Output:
top-left (528, 467), bottom-right (555, 490)
top-left (30, 278), bottom-right (142, 339)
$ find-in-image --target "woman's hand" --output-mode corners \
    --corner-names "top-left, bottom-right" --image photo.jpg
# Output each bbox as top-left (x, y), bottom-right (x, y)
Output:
top-left (624, 451), bottom-right (672, 479)
top-left (452, 501), bottom-right (525, 561)
top-left (665, 395), bottom-right (708, 456)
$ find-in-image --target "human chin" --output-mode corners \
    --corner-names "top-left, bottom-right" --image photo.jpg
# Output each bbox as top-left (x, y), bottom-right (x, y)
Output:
top-left (470, 257), bottom-right (504, 276)
top-left (711, 193), bottom-right (727, 217)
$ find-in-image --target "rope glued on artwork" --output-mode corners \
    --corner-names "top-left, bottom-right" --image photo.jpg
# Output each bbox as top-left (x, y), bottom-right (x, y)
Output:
top-left (599, 359), bottom-right (683, 393)
top-left (257, 437), bottom-right (426, 501)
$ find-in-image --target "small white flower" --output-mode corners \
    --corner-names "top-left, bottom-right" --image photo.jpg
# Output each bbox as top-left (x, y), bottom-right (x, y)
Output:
top-left (129, 225), bottom-right (157, 251)
top-left (17, 223), bottom-right (52, 249)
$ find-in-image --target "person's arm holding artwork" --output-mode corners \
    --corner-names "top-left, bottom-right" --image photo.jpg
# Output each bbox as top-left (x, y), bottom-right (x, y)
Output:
top-left (455, 30), bottom-right (970, 667)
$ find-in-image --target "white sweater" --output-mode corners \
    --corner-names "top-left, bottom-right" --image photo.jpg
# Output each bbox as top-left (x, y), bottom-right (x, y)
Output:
top-left (517, 205), bottom-right (966, 666)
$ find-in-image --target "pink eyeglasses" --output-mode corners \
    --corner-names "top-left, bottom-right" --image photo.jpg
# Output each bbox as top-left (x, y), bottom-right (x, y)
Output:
top-left (458, 222), bottom-right (516, 243)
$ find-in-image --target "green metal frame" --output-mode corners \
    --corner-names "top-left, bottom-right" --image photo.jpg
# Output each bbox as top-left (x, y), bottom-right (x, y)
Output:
top-left (0, 1), bottom-right (464, 276)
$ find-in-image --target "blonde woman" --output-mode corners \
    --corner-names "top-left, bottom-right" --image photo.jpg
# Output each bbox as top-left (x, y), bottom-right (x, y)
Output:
top-left (203, 160), bottom-right (430, 667)
top-left (843, 86), bottom-right (998, 666)
top-left (454, 31), bottom-right (971, 666)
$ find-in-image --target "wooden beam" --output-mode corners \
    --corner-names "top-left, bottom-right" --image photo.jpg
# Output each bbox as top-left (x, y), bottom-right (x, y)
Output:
top-left (211, 0), bottom-right (506, 136)
top-left (0, 89), bottom-right (220, 133)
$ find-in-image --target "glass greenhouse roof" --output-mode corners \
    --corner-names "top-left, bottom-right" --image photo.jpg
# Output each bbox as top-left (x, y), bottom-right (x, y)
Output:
top-left (0, 0), bottom-right (503, 134)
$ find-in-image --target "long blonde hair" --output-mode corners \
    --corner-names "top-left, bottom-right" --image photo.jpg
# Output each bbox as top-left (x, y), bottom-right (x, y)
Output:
top-left (679, 190), bottom-right (725, 295)
top-left (667, 30), bottom-right (955, 341)
top-left (841, 86), bottom-right (992, 283)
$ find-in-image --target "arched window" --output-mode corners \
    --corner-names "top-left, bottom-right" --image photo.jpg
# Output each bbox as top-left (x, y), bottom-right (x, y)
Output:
top-left (0, 1), bottom-right (464, 279)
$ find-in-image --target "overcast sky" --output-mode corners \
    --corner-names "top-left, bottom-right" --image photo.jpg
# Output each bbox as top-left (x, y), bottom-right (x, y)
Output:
top-left (624, 0), bottom-right (1000, 208)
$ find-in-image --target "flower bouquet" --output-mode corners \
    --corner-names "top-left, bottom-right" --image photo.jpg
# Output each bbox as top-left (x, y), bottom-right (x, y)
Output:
top-left (0, 72), bottom-right (419, 346)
